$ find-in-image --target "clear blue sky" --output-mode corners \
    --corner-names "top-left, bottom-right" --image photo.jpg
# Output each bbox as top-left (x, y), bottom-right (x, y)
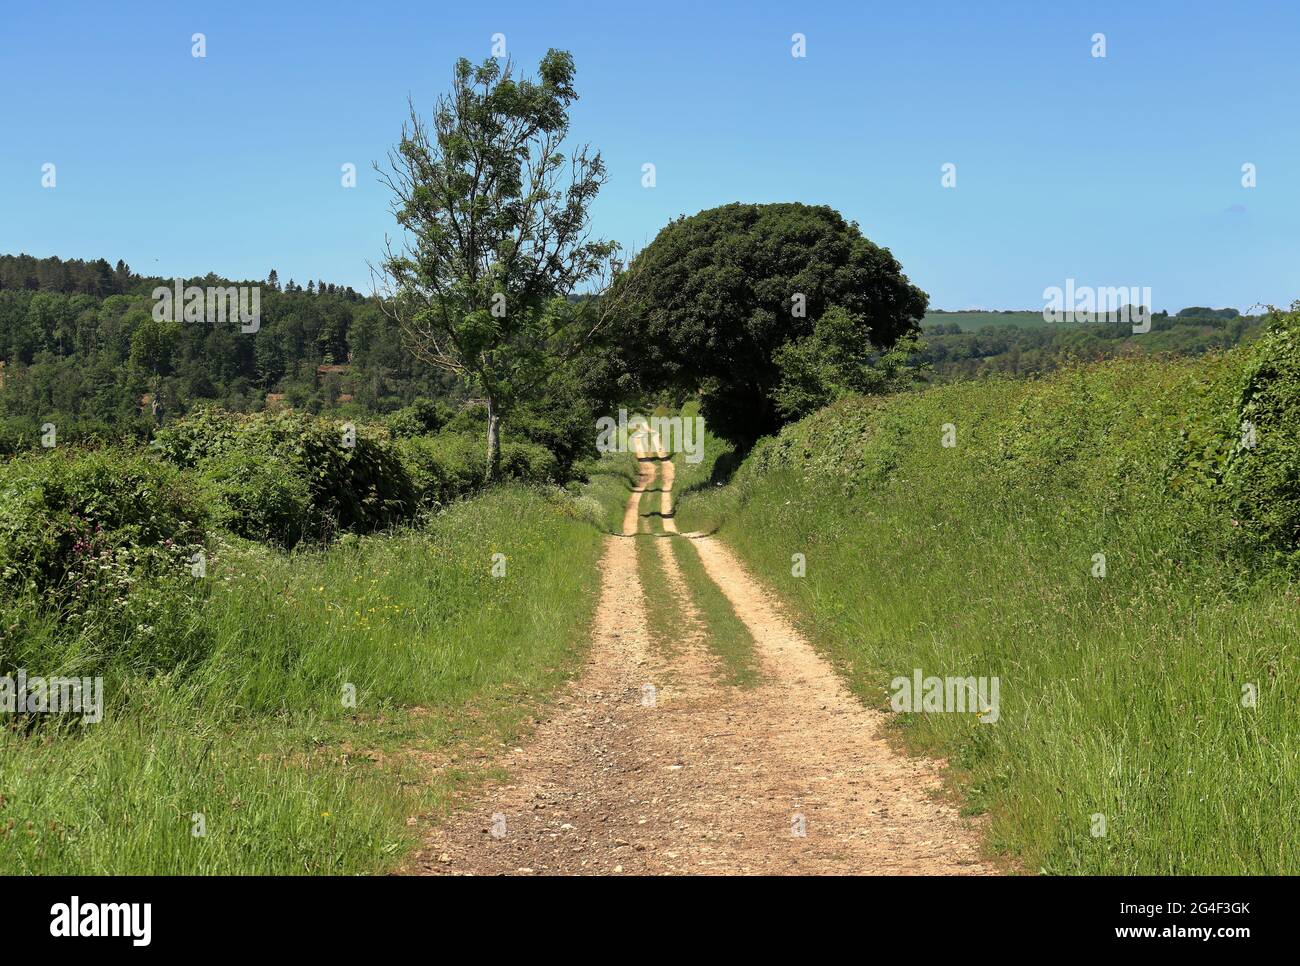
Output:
top-left (3, 0), bottom-right (1298, 311)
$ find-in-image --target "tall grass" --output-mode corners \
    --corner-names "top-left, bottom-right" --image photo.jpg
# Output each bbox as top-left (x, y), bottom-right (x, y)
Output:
top-left (0, 485), bottom-right (607, 874)
top-left (677, 354), bottom-right (1300, 874)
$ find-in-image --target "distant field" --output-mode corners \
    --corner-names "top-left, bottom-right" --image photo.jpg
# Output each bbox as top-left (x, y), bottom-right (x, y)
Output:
top-left (923, 311), bottom-right (1055, 331)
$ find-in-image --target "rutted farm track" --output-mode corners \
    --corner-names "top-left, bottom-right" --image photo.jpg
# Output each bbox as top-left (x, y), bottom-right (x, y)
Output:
top-left (411, 434), bottom-right (995, 876)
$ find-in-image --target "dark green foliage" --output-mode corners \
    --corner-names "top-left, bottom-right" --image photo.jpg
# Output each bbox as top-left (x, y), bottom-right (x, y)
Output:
top-left (156, 409), bottom-right (414, 547)
top-left (152, 406), bottom-right (563, 546)
top-left (772, 306), bottom-right (927, 421)
top-left (504, 380), bottom-right (598, 479)
top-left (196, 451), bottom-right (315, 548)
top-left (385, 397), bottom-right (454, 438)
top-left (0, 448), bottom-right (205, 594)
top-left (0, 254), bottom-right (132, 297)
top-left (1224, 305), bottom-right (1300, 566)
top-left (607, 202), bottom-right (927, 444)
top-left (499, 439), bottom-right (559, 483)
top-left (148, 405), bottom-right (240, 467)
top-left (0, 256), bottom-right (452, 446)
top-left (394, 434), bottom-right (485, 506)
top-left (396, 434), bottom-right (558, 509)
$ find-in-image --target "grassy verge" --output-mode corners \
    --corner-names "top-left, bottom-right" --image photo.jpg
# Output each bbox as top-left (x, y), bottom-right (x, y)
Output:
top-left (667, 400), bottom-right (733, 519)
top-left (676, 354), bottom-right (1300, 874)
top-left (0, 485), bottom-right (607, 874)
top-left (669, 536), bottom-right (760, 688)
top-left (636, 536), bottom-right (683, 659)
top-left (579, 448), bottom-right (641, 535)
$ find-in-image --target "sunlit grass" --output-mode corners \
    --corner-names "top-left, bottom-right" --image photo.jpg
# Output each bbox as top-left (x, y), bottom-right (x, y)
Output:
top-left (676, 356), bottom-right (1300, 874)
top-left (0, 485), bottom-right (607, 874)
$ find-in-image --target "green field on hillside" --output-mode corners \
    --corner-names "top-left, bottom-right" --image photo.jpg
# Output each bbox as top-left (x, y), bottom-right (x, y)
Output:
top-left (923, 311), bottom-right (1052, 331)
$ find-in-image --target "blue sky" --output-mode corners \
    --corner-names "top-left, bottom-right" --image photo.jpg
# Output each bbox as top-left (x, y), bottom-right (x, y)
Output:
top-left (2, 0), bottom-right (1298, 311)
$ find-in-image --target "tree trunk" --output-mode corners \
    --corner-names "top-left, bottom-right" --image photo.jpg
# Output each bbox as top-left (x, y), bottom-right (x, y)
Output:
top-left (485, 395), bottom-right (502, 482)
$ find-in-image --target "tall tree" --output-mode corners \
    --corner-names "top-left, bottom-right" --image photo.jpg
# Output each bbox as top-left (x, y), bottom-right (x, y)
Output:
top-left (376, 50), bottom-right (625, 479)
top-left (606, 202), bottom-right (928, 444)
top-left (128, 313), bottom-right (181, 424)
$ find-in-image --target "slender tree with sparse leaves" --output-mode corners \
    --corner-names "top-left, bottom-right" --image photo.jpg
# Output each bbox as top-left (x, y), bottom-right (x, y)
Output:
top-left (376, 50), bottom-right (627, 479)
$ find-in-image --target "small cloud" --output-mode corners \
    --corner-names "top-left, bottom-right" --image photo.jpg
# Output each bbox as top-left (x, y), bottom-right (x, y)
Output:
top-left (1225, 204), bottom-right (1247, 214)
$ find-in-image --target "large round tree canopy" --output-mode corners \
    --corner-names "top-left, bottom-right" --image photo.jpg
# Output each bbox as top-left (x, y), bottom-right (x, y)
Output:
top-left (612, 202), bottom-right (928, 443)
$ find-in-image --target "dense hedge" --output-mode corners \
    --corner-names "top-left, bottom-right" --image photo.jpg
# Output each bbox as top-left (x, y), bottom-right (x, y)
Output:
top-left (1224, 305), bottom-right (1300, 566)
top-left (724, 347), bottom-right (1253, 575)
top-left (154, 408), bottom-right (413, 546)
top-left (396, 434), bottom-right (557, 509)
top-left (149, 406), bottom-right (559, 547)
top-left (710, 305), bottom-right (1300, 576)
top-left (0, 448), bottom-right (205, 594)
top-left (0, 404), bottom-right (568, 614)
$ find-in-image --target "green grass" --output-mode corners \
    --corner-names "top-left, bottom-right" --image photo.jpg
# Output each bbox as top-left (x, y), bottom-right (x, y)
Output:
top-left (0, 484), bottom-right (608, 874)
top-left (636, 535), bottom-right (683, 659)
top-left (580, 448), bottom-right (641, 534)
top-left (664, 400), bottom-right (735, 522)
top-left (676, 353), bottom-right (1300, 874)
top-left (668, 536), bottom-right (760, 688)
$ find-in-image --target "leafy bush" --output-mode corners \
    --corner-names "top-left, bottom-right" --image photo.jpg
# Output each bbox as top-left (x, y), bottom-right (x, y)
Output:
top-left (0, 420), bottom-right (34, 456)
top-left (1224, 305), bottom-right (1300, 566)
top-left (506, 401), bottom-right (592, 479)
top-left (395, 434), bottom-right (486, 507)
top-left (196, 451), bottom-right (314, 546)
top-left (396, 433), bottom-right (558, 509)
top-left (157, 408), bottom-right (415, 546)
top-left (501, 440), bottom-right (559, 484)
top-left (0, 447), bottom-right (205, 594)
top-left (150, 405), bottom-right (239, 467)
top-left (386, 397), bottom-right (454, 438)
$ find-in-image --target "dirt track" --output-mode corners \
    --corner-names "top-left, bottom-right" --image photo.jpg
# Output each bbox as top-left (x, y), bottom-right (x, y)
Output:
top-left (410, 437), bottom-right (994, 875)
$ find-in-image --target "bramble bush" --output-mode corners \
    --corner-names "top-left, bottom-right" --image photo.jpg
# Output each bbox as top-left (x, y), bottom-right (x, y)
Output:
top-left (0, 447), bottom-right (205, 595)
top-left (397, 433), bottom-right (558, 509)
top-left (0, 448), bottom-right (209, 678)
top-left (385, 397), bottom-right (454, 439)
top-left (155, 406), bottom-right (563, 544)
